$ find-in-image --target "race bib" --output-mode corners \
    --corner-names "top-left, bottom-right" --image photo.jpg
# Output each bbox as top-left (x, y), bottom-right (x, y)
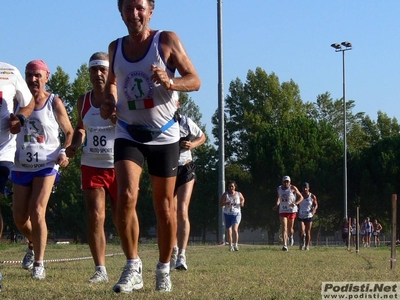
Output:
top-left (19, 144), bottom-right (47, 169)
top-left (86, 126), bottom-right (114, 155)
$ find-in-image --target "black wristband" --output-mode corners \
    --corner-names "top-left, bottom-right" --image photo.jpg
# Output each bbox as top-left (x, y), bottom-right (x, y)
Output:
top-left (16, 114), bottom-right (27, 126)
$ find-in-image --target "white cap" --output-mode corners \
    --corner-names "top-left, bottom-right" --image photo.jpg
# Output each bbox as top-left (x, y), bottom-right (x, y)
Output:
top-left (282, 176), bottom-right (291, 182)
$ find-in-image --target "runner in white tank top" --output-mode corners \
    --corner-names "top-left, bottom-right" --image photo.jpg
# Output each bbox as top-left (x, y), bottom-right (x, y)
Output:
top-left (273, 176), bottom-right (303, 251)
top-left (170, 114), bottom-right (206, 270)
top-left (0, 61), bottom-right (34, 240)
top-left (220, 180), bottom-right (245, 252)
top-left (66, 52), bottom-right (117, 283)
top-left (12, 59), bottom-right (73, 280)
top-left (100, 1), bottom-right (201, 293)
top-left (298, 182), bottom-right (318, 250)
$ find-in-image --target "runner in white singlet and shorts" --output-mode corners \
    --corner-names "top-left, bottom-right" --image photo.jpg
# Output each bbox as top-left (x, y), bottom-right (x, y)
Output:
top-left (170, 114), bottom-right (206, 270)
top-left (12, 60), bottom-right (73, 280)
top-left (66, 52), bottom-right (117, 283)
top-left (273, 176), bottom-right (303, 251)
top-left (0, 61), bottom-right (34, 240)
top-left (297, 182), bottom-right (318, 250)
top-left (100, 0), bottom-right (201, 293)
top-left (220, 180), bottom-right (245, 251)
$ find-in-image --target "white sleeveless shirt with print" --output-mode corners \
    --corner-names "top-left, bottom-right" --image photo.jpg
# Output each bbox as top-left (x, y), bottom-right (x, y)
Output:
top-left (14, 94), bottom-right (60, 172)
top-left (113, 30), bottom-right (179, 145)
top-left (278, 185), bottom-right (298, 213)
top-left (81, 91), bottom-right (115, 168)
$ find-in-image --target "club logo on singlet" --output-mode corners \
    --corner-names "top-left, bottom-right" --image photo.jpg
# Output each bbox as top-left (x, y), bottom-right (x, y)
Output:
top-left (22, 117), bottom-right (45, 145)
top-left (123, 71), bottom-right (155, 110)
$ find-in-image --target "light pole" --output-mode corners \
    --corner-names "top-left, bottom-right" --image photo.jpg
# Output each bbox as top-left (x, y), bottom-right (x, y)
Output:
top-left (217, 0), bottom-right (225, 244)
top-left (331, 41), bottom-right (352, 221)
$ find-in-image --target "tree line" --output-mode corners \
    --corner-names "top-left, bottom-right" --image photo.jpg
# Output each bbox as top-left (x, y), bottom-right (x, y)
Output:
top-left (2, 65), bottom-right (399, 244)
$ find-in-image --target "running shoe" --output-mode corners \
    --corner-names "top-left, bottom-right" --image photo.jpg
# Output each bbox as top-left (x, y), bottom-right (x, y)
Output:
top-left (229, 245), bottom-right (234, 252)
top-left (22, 248), bottom-right (34, 270)
top-left (282, 245), bottom-right (288, 251)
top-left (305, 246), bottom-right (310, 251)
top-left (175, 254), bottom-right (188, 271)
top-left (155, 269), bottom-right (172, 292)
top-left (88, 269), bottom-right (108, 283)
top-left (170, 253), bottom-right (177, 269)
top-left (32, 264), bottom-right (46, 280)
top-left (234, 245), bottom-right (239, 251)
top-left (113, 262), bottom-right (143, 293)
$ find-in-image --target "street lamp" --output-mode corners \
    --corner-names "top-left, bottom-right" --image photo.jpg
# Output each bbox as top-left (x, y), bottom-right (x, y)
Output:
top-left (331, 41), bottom-right (352, 221)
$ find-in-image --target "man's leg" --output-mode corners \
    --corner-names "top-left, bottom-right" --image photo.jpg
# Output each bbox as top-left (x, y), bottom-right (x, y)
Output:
top-left (280, 217), bottom-right (288, 248)
top-left (176, 179), bottom-right (195, 252)
top-left (305, 222), bottom-right (312, 248)
top-left (85, 188), bottom-right (109, 282)
top-left (115, 160), bottom-right (141, 259)
top-left (29, 175), bottom-right (56, 263)
top-left (152, 175), bottom-right (177, 263)
top-left (112, 160), bottom-right (143, 293)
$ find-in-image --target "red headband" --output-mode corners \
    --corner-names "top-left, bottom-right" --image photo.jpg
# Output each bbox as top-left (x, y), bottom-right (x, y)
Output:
top-left (25, 60), bottom-right (50, 73)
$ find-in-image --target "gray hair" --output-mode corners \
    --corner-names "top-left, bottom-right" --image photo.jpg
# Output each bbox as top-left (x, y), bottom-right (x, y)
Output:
top-left (89, 52), bottom-right (108, 63)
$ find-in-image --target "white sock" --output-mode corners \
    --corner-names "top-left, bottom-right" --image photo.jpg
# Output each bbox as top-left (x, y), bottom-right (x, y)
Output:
top-left (157, 262), bottom-right (170, 273)
top-left (179, 249), bottom-right (186, 256)
top-left (126, 258), bottom-right (141, 268)
top-left (96, 266), bottom-right (106, 273)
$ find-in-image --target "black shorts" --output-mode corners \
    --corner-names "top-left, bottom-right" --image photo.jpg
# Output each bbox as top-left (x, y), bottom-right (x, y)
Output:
top-left (298, 217), bottom-right (314, 223)
top-left (0, 161), bottom-right (13, 195)
top-left (175, 161), bottom-right (196, 189)
top-left (114, 138), bottom-right (179, 177)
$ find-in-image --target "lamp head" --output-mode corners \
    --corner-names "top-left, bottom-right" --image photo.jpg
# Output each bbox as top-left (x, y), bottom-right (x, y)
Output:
top-left (341, 41), bottom-right (352, 48)
top-left (331, 43), bottom-right (342, 50)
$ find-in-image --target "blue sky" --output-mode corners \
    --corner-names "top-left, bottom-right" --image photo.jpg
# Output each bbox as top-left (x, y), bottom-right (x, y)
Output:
top-left (3, 1), bottom-right (399, 139)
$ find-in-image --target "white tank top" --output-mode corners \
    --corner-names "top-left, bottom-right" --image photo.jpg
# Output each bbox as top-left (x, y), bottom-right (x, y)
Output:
top-left (81, 91), bottom-right (115, 168)
top-left (278, 185), bottom-right (298, 213)
top-left (14, 94), bottom-right (60, 172)
top-left (298, 193), bottom-right (313, 218)
top-left (223, 191), bottom-right (241, 215)
top-left (113, 31), bottom-right (179, 145)
top-left (0, 62), bottom-right (33, 162)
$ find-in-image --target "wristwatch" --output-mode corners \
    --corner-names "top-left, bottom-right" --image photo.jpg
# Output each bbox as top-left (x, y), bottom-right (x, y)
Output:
top-left (16, 114), bottom-right (27, 126)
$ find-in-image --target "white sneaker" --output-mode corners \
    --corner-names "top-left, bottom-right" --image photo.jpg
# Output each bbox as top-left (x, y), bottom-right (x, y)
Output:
top-left (305, 246), bottom-right (310, 251)
top-left (22, 248), bottom-right (34, 270)
top-left (113, 262), bottom-right (143, 293)
top-left (155, 270), bottom-right (172, 292)
top-left (229, 245), bottom-right (234, 252)
top-left (88, 269), bottom-right (108, 283)
top-left (234, 245), bottom-right (239, 251)
top-left (282, 245), bottom-right (288, 251)
top-left (32, 264), bottom-right (46, 280)
top-left (175, 254), bottom-right (188, 271)
top-left (290, 236), bottom-right (294, 246)
top-left (170, 253), bottom-right (177, 269)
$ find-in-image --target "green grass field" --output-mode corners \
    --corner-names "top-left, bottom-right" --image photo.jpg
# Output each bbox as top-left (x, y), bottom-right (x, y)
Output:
top-left (0, 242), bottom-right (398, 299)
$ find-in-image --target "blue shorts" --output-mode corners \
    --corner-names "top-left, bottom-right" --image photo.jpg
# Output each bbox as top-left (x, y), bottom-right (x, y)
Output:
top-left (11, 168), bottom-right (60, 186)
top-left (224, 213), bottom-right (241, 229)
top-left (0, 161), bottom-right (13, 194)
